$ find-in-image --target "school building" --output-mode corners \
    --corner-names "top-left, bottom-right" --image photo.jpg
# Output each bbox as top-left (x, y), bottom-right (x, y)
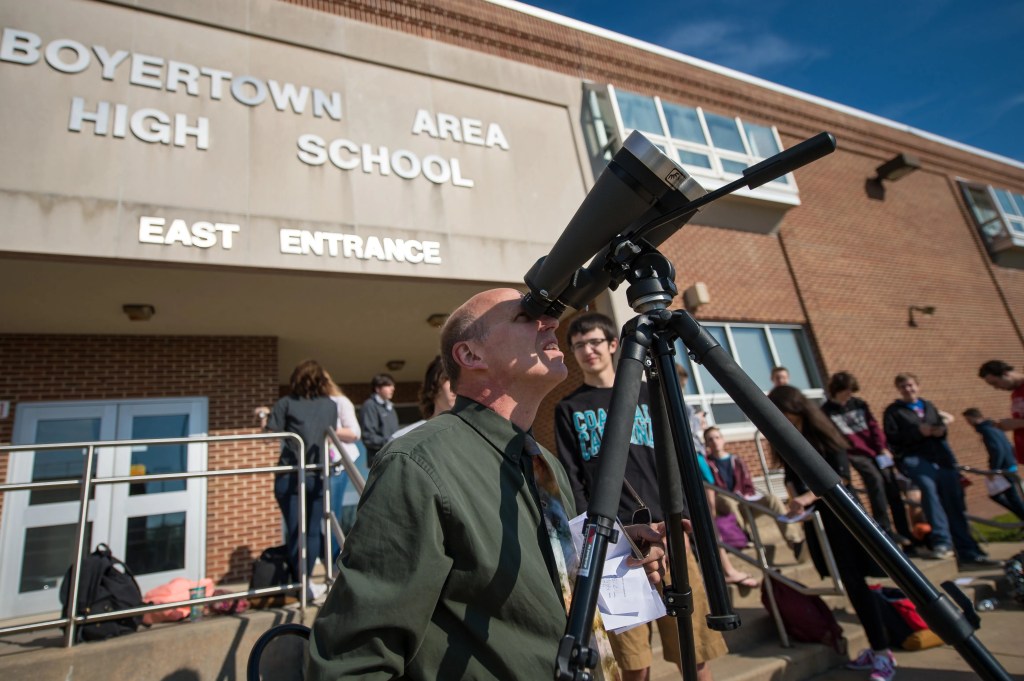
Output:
top-left (1, 0), bottom-right (1022, 622)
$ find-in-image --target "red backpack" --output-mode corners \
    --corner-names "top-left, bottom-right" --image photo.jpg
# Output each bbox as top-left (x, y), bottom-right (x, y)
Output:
top-left (761, 578), bottom-right (844, 652)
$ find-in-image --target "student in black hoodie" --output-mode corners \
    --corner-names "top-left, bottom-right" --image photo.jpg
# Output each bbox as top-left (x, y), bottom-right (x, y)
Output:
top-left (822, 371), bottom-right (911, 546)
top-left (554, 311), bottom-right (729, 681)
top-left (882, 373), bottom-right (994, 568)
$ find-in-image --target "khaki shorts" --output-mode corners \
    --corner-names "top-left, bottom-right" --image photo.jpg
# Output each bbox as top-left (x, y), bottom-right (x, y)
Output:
top-left (607, 551), bottom-right (728, 671)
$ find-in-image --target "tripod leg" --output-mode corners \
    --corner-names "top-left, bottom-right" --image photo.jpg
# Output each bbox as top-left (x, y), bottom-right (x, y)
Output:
top-left (648, 371), bottom-right (698, 681)
top-left (650, 337), bottom-right (738, 632)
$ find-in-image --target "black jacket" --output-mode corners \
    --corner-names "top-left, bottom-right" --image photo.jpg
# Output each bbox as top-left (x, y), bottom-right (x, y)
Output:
top-left (882, 398), bottom-right (956, 468)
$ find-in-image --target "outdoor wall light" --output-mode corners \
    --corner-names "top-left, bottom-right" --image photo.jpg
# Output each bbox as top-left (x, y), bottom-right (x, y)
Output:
top-left (908, 305), bottom-right (936, 327)
top-left (874, 153), bottom-right (921, 183)
top-left (386, 359), bottom-right (406, 371)
top-left (122, 304), bottom-right (155, 321)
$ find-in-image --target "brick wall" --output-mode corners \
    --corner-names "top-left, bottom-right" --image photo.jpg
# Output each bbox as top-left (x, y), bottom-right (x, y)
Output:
top-left (0, 334), bottom-right (281, 583)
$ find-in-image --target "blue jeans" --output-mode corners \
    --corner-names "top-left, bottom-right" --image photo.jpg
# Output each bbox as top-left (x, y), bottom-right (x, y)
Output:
top-left (899, 456), bottom-right (981, 559)
top-left (329, 471), bottom-right (348, 561)
top-left (274, 472), bottom-right (324, 579)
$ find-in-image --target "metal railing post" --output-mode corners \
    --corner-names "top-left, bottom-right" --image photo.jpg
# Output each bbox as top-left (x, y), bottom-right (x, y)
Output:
top-left (63, 444), bottom-right (96, 647)
top-left (322, 432), bottom-right (333, 583)
top-left (297, 436), bottom-right (308, 614)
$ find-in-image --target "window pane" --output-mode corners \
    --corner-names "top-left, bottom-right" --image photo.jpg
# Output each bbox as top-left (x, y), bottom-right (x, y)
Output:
top-left (662, 102), bottom-right (705, 143)
top-left (674, 354), bottom-right (698, 394)
top-left (616, 91), bottom-right (663, 135)
top-left (704, 112), bottom-right (746, 152)
top-left (31, 418), bottom-right (101, 505)
top-left (744, 123), bottom-right (780, 158)
top-left (993, 188), bottom-right (1021, 217)
top-left (676, 148), bottom-right (712, 168)
top-left (709, 402), bottom-right (749, 426)
top-left (130, 414), bottom-right (189, 495)
top-left (1008, 217), bottom-right (1024, 236)
top-left (20, 522), bottom-right (92, 593)
top-left (126, 512), bottom-right (186, 574)
top-left (770, 328), bottom-right (819, 389)
top-left (1010, 191), bottom-right (1024, 217)
top-left (697, 326), bottom-right (729, 393)
top-left (721, 158), bottom-right (747, 174)
top-left (732, 327), bottom-right (774, 391)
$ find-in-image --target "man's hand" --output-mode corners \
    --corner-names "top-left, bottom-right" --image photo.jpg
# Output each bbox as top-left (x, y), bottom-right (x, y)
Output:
top-left (624, 522), bottom-right (668, 586)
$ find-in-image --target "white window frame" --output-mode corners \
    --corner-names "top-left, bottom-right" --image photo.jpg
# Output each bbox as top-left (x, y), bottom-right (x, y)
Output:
top-left (605, 85), bottom-right (800, 204)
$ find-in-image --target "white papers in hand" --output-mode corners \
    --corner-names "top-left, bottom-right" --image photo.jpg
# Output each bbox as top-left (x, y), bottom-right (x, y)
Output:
top-left (569, 514), bottom-right (666, 634)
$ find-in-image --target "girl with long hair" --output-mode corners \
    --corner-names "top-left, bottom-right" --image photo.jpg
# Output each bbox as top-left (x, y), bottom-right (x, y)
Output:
top-left (257, 359), bottom-right (339, 589)
top-left (768, 385), bottom-right (897, 681)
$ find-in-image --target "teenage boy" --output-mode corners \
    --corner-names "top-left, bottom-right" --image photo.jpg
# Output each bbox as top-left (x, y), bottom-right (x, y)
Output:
top-left (963, 407), bottom-right (1024, 520)
top-left (554, 311), bottom-right (727, 681)
top-left (704, 426), bottom-right (805, 556)
top-left (978, 360), bottom-right (1024, 466)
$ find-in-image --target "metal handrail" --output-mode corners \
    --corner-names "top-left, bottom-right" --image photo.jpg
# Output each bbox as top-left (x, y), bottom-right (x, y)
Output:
top-left (0, 431), bottom-right (312, 646)
top-left (321, 428), bottom-right (367, 583)
top-left (706, 481), bottom-right (845, 648)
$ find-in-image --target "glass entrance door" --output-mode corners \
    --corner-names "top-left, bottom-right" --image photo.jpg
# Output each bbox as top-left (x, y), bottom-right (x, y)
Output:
top-left (0, 399), bottom-right (207, 619)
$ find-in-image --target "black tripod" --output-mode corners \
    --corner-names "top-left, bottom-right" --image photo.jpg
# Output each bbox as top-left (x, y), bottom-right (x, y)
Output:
top-left (554, 243), bottom-right (1013, 681)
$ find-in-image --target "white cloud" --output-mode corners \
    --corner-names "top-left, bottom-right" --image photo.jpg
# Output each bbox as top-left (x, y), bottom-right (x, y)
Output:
top-left (657, 20), bottom-right (826, 75)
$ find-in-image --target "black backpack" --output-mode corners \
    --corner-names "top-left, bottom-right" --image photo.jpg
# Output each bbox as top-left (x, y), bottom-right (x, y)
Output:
top-left (59, 543), bottom-right (144, 642)
top-left (248, 545), bottom-right (297, 608)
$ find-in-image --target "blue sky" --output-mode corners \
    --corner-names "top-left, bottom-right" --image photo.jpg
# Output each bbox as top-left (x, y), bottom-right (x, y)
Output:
top-left (519, 0), bottom-right (1024, 164)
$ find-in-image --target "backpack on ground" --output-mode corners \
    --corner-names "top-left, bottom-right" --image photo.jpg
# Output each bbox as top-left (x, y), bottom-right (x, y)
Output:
top-left (59, 543), bottom-right (144, 642)
top-left (249, 544), bottom-right (297, 608)
top-left (142, 577), bottom-right (216, 625)
top-left (761, 577), bottom-right (844, 653)
top-left (869, 584), bottom-right (943, 650)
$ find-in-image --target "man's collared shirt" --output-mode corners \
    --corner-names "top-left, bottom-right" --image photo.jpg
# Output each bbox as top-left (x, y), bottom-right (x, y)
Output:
top-left (308, 396), bottom-right (574, 680)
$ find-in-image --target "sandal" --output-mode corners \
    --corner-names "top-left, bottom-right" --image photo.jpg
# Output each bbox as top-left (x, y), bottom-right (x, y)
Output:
top-left (725, 572), bottom-right (759, 588)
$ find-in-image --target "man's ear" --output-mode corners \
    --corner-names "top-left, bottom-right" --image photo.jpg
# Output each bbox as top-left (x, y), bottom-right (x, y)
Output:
top-left (607, 337), bottom-right (619, 354)
top-left (452, 341), bottom-right (486, 371)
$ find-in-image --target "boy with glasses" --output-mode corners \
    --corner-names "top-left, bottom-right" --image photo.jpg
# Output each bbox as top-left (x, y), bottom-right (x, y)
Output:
top-left (554, 311), bottom-right (727, 681)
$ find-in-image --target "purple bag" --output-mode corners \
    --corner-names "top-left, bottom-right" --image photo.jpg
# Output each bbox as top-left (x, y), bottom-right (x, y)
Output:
top-left (715, 512), bottom-right (750, 549)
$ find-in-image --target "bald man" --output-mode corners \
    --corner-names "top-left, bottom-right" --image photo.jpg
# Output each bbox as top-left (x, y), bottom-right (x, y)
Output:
top-left (307, 289), bottom-right (665, 681)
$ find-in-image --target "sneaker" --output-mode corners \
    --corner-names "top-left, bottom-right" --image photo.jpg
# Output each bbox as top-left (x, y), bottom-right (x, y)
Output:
top-left (930, 544), bottom-right (954, 559)
top-left (869, 649), bottom-right (897, 681)
top-left (307, 582), bottom-right (328, 602)
top-left (888, 532), bottom-right (913, 547)
top-left (959, 555), bottom-right (999, 570)
top-left (846, 648), bottom-right (874, 670)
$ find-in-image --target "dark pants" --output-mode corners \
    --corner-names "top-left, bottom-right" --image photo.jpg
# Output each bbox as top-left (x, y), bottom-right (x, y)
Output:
top-left (274, 472), bottom-right (324, 580)
top-left (817, 503), bottom-right (890, 651)
top-left (898, 456), bottom-right (982, 560)
top-left (991, 480), bottom-right (1024, 521)
top-left (848, 453), bottom-right (912, 539)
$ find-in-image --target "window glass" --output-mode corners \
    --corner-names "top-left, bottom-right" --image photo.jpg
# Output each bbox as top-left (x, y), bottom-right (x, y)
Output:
top-left (704, 112), bottom-right (746, 152)
top-left (744, 123), bottom-right (781, 157)
top-left (771, 328), bottom-right (817, 389)
top-left (721, 158), bottom-right (748, 174)
top-left (732, 327), bottom-right (774, 391)
top-left (676, 359), bottom-right (698, 394)
top-left (676, 148), bottom-right (712, 168)
top-left (1008, 217), bottom-right (1024, 236)
top-left (994, 189), bottom-right (1018, 216)
top-left (662, 102), bottom-right (705, 143)
top-left (126, 512), bottom-right (186, 574)
top-left (31, 418), bottom-right (101, 505)
top-left (130, 414), bottom-right (189, 495)
top-left (616, 91), bottom-right (663, 135)
top-left (697, 326), bottom-right (729, 393)
top-left (709, 402), bottom-right (748, 426)
top-left (20, 522), bottom-right (92, 593)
